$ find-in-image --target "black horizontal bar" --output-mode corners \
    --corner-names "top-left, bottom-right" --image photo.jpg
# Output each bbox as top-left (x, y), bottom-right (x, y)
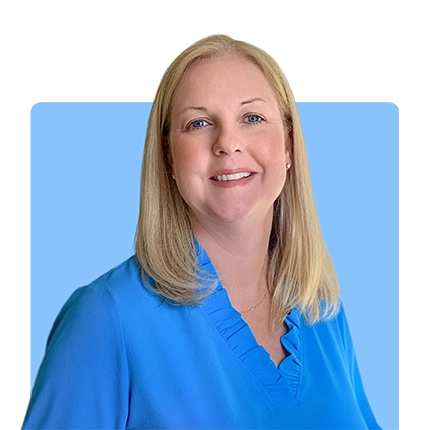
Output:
top-left (296, 79), bottom-right (424, 88)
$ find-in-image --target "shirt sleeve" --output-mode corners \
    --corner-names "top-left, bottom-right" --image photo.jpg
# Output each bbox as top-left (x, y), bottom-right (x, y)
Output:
top-left (22, 284), bottom-right (130, 430)
top-left (337, 304), bottom-right (382, 430)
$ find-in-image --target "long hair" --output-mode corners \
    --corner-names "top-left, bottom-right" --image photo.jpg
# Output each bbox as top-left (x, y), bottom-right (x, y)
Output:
top-left (135, 35), bottom-right (339, 326)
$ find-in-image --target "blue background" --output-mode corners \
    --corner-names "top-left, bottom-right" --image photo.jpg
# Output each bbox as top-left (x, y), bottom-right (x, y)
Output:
top-left (31, 102), bottom-right (398, 429)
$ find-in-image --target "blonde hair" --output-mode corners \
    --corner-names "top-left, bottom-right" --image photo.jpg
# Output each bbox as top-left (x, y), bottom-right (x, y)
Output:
top-left (135, 34), bottom-right (340, 326)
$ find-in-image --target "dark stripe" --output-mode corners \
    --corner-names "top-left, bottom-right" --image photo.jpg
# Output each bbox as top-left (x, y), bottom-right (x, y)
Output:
top-left (288, 72), bottom-right (424, 81)
top-left (264, 40), bottom-right (424, 48)
top-left (296, 80), bottom-right (424, 88)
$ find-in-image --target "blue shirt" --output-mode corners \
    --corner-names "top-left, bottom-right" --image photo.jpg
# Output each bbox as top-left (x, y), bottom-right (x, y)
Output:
top-left (22, 245), bottom-right (381, 429)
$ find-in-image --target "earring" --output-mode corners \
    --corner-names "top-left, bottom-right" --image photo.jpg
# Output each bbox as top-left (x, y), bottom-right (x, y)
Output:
top-left (172, 174), bottom-right (176, 180)
top-left (286, 163), bottom-right (291, 170)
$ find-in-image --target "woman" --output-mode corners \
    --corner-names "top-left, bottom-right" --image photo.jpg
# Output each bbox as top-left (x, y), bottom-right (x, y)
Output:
top-left (22, 35), bottom-right (381, 429)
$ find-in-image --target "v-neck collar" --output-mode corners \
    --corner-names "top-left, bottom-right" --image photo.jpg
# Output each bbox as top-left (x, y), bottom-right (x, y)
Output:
top-left (196, 241), bottom-right (303, 406)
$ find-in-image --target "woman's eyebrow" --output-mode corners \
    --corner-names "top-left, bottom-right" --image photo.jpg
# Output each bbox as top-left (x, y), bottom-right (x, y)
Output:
top-left (180, 106), bottom-right (208, 114)
top-left (179, 98), bottom-right (267, 115)
top-left (241, 97), bottom-right (267, 105)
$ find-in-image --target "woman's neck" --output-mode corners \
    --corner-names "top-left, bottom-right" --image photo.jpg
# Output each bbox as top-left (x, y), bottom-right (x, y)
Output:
top-left (191, 211), bottom-right (272, 306)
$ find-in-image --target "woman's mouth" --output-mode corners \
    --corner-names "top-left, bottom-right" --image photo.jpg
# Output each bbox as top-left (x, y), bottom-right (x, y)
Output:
top-left (212, 172), bottom-right (253, 182)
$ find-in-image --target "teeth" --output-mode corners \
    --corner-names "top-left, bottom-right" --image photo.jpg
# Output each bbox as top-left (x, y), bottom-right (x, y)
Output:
top-left (215, 172), bottom-right (252, 182)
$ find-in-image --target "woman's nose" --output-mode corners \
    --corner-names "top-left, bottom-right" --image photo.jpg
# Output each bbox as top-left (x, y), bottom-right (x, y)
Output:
top-left (212, 125), bottom-right (243, 156)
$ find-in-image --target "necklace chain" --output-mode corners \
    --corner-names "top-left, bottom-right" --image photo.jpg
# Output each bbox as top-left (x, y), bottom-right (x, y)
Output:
top-left (241, 291), bottom-right (269, 313)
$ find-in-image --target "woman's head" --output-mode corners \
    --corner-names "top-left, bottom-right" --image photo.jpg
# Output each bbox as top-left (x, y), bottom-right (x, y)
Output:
top-left (136, 35), bottom-right (339, 324)
top-left (142, 35), bottom-right (301, 230)
top-left (168, 51), bottom-right (291, 227)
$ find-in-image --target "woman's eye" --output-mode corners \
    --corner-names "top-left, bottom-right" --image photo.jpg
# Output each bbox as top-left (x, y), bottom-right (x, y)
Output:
top-left (188, 119), bottom-right (209, 130)
top-left (244, 114), bottom-right (264, 124)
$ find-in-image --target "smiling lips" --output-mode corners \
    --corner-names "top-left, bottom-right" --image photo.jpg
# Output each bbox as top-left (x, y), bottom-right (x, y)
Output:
top-left (212, 172), bottom-right (253, 182)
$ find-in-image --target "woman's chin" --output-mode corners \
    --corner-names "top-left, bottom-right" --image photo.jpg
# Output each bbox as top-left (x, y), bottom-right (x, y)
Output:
top-left (192, 202), bottom-right (274, 227)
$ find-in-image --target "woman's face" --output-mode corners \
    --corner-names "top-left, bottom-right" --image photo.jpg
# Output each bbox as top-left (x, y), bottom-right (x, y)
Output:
top-left (169, 53), bottom-right (291, 227)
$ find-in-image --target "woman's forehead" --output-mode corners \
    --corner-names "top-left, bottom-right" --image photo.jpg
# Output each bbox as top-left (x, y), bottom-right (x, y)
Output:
top-left (171, 54), bottom-right (278, 112)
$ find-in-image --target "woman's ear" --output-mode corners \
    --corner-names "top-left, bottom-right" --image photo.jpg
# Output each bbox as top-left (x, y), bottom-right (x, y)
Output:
top-left (285, 133), bottom-right (292, 167)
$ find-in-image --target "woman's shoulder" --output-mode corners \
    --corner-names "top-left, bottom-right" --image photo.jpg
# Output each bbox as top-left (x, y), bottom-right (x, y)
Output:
top-left (81, 255), bottom-right (154, 301)
top-left (49, 256), bottom-right (163, 340)
top-left (23, 259), bottom-right (149, 429)
top-left (299, 301), bottom-right (356, 356)
top-left (296, 301), bottom-right (349, 341)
